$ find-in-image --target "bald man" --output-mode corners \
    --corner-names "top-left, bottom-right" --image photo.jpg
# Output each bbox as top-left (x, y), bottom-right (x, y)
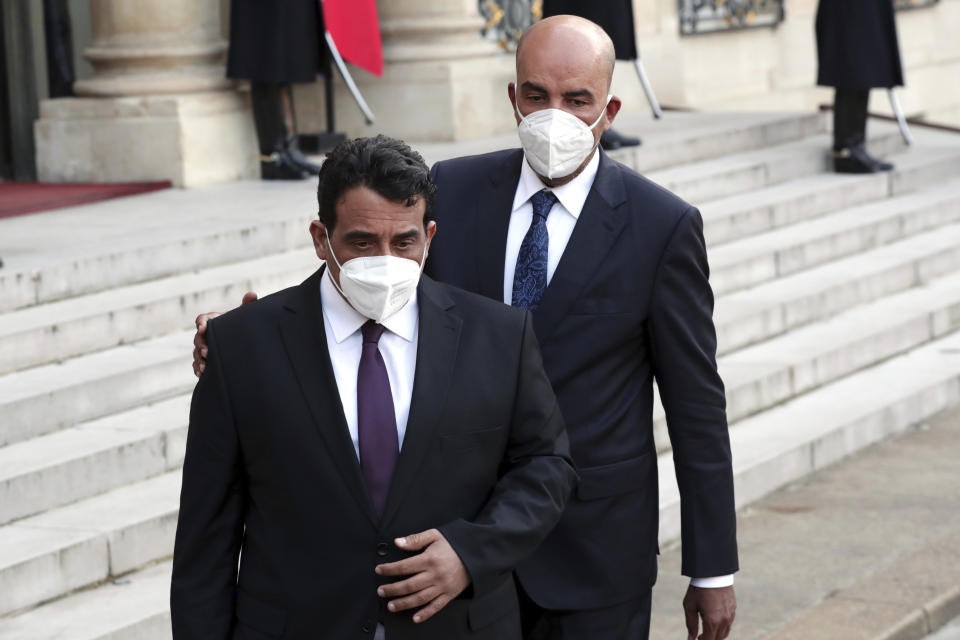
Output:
top-left (193, 15), bottom-right (738, 640)
top-left (425, 17), bottom-right (738, 640)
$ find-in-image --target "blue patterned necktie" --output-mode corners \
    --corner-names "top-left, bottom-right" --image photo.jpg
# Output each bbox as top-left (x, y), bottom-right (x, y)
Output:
top-left (512, 189), bottom-right (558, 311)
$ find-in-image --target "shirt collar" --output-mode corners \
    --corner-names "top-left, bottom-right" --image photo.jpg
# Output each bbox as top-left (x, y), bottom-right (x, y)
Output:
top-left (512, 149), bottom-right (601, 219)
top-left (320, 266), bottom-right (419, 344)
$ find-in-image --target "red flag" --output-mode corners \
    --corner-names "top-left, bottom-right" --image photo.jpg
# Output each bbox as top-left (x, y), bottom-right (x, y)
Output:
top-left (322, 0), bottom-right (384, 77)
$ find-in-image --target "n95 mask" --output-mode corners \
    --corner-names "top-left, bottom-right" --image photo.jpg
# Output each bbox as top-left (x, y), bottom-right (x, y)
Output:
top-left (515, 94), bottom-right (612, 179)
top-left (326, 236), bottom-right (425, 323)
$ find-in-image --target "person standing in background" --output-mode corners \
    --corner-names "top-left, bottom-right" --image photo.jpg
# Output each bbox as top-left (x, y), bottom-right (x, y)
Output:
top-left (816, 0), bottom-right (904, 173)
top-left (227, 0), bottom-right (324, 180)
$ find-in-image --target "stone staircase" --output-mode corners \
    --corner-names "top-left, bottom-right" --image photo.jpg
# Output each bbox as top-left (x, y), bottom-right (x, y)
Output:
top-left (1, 111), bottom-right (959, 638)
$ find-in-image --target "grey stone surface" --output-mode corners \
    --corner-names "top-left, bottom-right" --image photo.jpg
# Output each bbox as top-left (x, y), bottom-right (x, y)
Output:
top-left (651, 402), bottom-right (960, 640)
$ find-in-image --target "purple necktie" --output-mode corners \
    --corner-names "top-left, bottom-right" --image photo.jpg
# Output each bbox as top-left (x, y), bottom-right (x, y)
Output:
top-left (357, 321), bottom-right (399, 516)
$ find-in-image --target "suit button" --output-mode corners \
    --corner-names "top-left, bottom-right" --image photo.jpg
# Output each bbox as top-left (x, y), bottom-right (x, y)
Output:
top-left (376, 542), bottom-right (389, 557)
top-left (361, 619), bottom-right (376, 633)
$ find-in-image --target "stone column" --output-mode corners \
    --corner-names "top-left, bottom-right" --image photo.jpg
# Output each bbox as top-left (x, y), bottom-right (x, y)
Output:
top-left (300, 0), bottom-right (517, 142)
top-left (34, 0), bottom-right (257, 187)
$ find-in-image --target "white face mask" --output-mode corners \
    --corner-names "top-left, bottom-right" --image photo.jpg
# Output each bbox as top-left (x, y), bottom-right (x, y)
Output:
top-left (326, 235), bottom-right (426, 323)
top-left (515, 93), bottom-right (612, 179)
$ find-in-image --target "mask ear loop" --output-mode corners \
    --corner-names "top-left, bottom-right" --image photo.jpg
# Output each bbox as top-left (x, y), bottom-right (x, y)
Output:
top-left (325, 233), bottom-right (350, 300)
top-left (417, 238), bottom-right (429, 275)
top-left (514, 90), bottom-right (527, 123)
top-left (589, 95), bottom-right (613, 130)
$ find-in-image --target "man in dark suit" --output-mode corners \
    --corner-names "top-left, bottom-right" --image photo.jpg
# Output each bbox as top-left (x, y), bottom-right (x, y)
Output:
top-left (172, 135), bottom-right (576, 639)
top-left (816, 0), bottom-right (905, 173)
top-left (426, 16), bottom-right (738, 640)
top-left (193, 15), bottom-right (738, 640)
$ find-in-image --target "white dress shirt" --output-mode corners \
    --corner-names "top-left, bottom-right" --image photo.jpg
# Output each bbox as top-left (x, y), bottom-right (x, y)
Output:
top-left (505, 151), bottom-right (734, 590)
top-left (503, 151), bottom-right (600, 304)
top-left (320, 269), bottom-right (418, 640)
top-left (319, 268), bottom-right (418, 458)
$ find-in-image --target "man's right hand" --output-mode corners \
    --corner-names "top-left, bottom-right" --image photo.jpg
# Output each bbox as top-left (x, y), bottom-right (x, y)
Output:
top-left (192, 291), bottom-right (258, 377)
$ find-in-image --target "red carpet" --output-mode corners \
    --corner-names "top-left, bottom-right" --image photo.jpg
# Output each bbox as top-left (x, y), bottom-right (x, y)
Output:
top-left (0, 181), bottom-right (172, 218)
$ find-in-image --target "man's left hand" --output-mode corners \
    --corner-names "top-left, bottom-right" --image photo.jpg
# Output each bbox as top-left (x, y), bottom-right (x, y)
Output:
top-left (683, 584), bottom-right (736, 640)
top-left (375, 529), bottom-right (471, 624)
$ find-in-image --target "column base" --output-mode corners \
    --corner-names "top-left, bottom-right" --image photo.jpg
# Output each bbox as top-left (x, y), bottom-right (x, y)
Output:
top-left (296, 54), bottom-right (517, 143)
top-left (34, 91), bottom-right (259, 187)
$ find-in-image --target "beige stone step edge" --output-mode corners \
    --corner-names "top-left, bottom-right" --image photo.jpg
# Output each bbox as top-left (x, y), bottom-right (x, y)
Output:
top-left (764, 527), bottom-right (960, 640)
top-left (0, 560), bottom-right (172, 640)
top-left (1, 113), bottom-right (825, 316)
top-left (658, 330), bottom-right (960, 546)
top-left (0, 213), bottom-right (314, 314)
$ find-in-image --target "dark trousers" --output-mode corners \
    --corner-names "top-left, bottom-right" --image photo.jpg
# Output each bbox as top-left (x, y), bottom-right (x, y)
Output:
top-left (833, 88), bottom-right (870, 151)
top-left (517, 579), bottom-right (652, 640)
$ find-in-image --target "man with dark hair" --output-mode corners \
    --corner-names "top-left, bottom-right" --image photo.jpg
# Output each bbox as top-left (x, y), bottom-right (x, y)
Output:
top-left (171, 135), bottom-right (576, 639)
top-left (316, 135), bottom-right (437, 232)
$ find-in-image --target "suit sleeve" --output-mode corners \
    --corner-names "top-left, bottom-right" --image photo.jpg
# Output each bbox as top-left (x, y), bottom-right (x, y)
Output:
top-left (170, 320), bottom-right (245, 639)
top-left (438, 312), bottom-right (577, 595)
top-left (649, 206), bottom-right (739, 579)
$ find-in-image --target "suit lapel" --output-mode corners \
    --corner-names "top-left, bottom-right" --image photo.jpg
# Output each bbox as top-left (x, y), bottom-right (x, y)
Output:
top-left (279, 267), bottom-right (378, 527)
top-left (475, 150), bottom-right (526, 302)
top-left (533, 151), bottom-right (629, 343)
top-left (381, 276), bottom-right (462, 528)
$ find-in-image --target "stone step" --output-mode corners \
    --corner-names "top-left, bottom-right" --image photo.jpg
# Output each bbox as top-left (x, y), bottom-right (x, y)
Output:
top-left (415, 111), bottom-right (828, 173)
top-left (0, 471), bottom-right (179, 618)
top-left (720, 268), bottom-right (960, 423)
top-left (714, 221), bottom-right (960, 355)
top-left (0, 561), bottom-right (172, 639)
top-left (0, 112), bottom-right (826, 317)
top-left (5, 216), bottom-right (959, 452)
top-left (0, 396), bottom-right (188, 526)
top-left (0, 331), bottom-right (194, 447)
top-left (607, 111), bottom-right (830, 173)
top-left (701, 144), bottom-right (960, 246)
top-left (658, 328), bottom-right (960, 544)
top-left (0, 249), bottom-right (315, 375)
top-left (653, 266), bottom-right (960, 451)
top-left (645, 124), bottom-right (903, 206)
top-left (0, 181), bottom-right (315, 314)
top-left (709, 178), bottom-right (960, 296)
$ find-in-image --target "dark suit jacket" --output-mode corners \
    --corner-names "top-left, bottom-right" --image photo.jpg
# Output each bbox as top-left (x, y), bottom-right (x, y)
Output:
top-left (170, 269), bottom-right (576, 640)
top-left (816, 0), bottom-right (904, 89)
top-left (426, 149), bottom-right (738, 610)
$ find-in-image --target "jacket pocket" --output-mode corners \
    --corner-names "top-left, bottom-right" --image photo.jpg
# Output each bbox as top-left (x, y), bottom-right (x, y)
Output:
top-left (235, 590), bottom-right (287, 637)
top-left (441, 426), bottom-right (504, 453)
top-left (575, 452), bottom-right (653, 501)
top-left (468, 576), bottom-right (517, 631)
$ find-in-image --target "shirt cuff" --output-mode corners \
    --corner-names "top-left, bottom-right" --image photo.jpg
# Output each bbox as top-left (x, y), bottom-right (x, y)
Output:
top-left (689, 574), bottom-right (735, 588)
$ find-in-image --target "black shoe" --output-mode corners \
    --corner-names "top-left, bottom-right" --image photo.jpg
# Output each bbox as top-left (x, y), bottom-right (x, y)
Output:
top-left (600, 128), bottom-right (641, 151)
top-left (833, 144), bottom-right (894, 174)
top-left (261, 150), bottom-right (311, 180)
top-left (285, 135), bottom-right (323, 175)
